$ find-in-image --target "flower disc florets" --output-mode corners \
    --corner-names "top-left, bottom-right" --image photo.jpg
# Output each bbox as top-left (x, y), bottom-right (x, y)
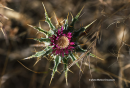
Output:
top-left (56, 36), bottom-right (69, 49)
top-left (49, 26), bottom-right (75, 56)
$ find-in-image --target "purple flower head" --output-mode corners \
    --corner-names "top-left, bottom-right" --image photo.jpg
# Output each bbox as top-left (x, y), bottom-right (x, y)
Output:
top-left (49, 26), bottom-right (75, 56)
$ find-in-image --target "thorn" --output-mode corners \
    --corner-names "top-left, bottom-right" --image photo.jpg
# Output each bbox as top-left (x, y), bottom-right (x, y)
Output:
top-left (50, 17), bottom-right (52, 19)
top-left (42, 2), bottom-right (47, 13)
top-left (75, 5), bottom-right (85, 19)
top-left (54, 11), bottom-right (59, 26)
top-left (24, 57), bottom-right (29, 59)
top-left (49, 76), bottom-right (53, 86)
top-left (80, 5), bottom-right (85, 13)
top-left (39, 22), bottom-right (42, 28)
top-left (27, 24), bottom-right (33, 27)
top-left (70, 12), bottom-right (73, 20)
top-left (84, 31), bottom-right (87, 35)
top-left (68, 69), bottom-right (73, 73)
top-left (65, 72), bottom-right (68, 85)
top-left (57, 70), bottom-right (61, 74)
top-left (49, 68), bottom-right (53, 71)
top-left (66, 77), bottom-right (68, 85)
top-left (33, 57), bottom-right (41, 66)
top-left (84, 19), bottom-right (97, 29)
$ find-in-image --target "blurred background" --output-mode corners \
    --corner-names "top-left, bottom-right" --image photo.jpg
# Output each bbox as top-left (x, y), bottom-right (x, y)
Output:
top-left (0, 0), bottom-right (130, 88)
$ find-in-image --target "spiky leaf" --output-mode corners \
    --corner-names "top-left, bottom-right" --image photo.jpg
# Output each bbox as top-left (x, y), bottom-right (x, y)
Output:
top-left (24, 47), bottom-right (52, 59)
top-left (50, 55), bottom-right (61, 84)
top-left (42, 3), bottom-right (55, 31)
top-left (73, 19), bottom-right (97, 38)
top-left (67, 7), bottom-right (84, 32)
top-left (69, 53), bottom-right (80, 67)
top-left (34, 38), bottom-right (50, 42)
top-left (62, 57), bottom-right (69, 85)
top-left (28, 24), bottom-right (53, 37)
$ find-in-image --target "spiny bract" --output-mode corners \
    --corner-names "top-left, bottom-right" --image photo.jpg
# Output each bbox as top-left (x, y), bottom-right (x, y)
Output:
top-left (25, 3), bottom-right (96, 85)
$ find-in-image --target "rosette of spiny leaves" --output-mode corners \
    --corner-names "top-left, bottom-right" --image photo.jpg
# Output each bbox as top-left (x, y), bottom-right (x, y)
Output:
top-left (25, 3), bottom-right (96, 85)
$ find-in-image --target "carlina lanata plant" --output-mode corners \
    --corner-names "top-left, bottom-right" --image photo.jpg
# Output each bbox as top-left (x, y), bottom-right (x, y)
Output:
top-left (25, 3), bottom-right (97, 85)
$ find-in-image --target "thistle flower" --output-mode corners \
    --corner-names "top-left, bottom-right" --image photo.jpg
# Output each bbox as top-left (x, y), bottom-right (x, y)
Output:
top-left (49, 26), bottom-right (75, 57)
top-left (25, 3), bottom-right (96, 85)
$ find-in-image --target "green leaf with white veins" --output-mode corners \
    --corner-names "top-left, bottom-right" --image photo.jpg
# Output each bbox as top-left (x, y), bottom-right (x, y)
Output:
top-left (50, 55), bottom-right (61, 85)
top-left (42, 3), bottom-right (56, 31)
top-left (24, 47), bottom-right (52, 59)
